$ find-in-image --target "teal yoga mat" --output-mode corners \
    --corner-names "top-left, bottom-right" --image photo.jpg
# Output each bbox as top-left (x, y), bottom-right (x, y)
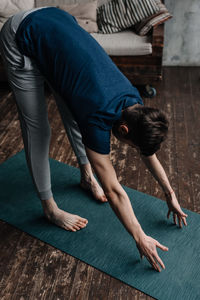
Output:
top-left (0, 150), bottom-right (200, 300)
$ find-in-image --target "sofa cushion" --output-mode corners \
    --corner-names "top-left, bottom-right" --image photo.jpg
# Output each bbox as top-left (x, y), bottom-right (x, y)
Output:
top-left (35, 0), bottom-right (108, 5)
top-left (97, 0), bottom-right (160, 34)
top-left (35, 0), bottom-right (96, 7)
top-left (58, 2), bottom-right (98, 33)
top-left (0, 0), bottom-right (34, 30)
top-left (91, 30), bottom-right (152, 56)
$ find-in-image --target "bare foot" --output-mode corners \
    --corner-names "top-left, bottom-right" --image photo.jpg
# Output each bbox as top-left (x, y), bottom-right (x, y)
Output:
top-left (45, 208), bottom-right (88, 232)
top-left (80, 176), bottom-right (108, 203)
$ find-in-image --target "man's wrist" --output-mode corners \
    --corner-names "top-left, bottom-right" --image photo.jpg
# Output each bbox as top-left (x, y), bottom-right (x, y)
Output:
top-left (132, 224), bottom-right (144, 243)
top-left (164, 189), bottom-right (174, 197)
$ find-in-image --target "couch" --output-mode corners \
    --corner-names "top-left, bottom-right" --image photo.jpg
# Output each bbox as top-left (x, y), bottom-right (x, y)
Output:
top-left (0, 0), bottom-right (166, 95)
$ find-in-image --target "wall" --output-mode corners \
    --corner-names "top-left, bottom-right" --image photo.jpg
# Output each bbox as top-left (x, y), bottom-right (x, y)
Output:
top-left (163, 0), bottom-right (200, 66)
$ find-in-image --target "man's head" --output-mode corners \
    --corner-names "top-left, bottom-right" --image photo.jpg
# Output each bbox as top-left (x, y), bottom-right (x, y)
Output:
top-left (112, 105), bottom-right (169, 156)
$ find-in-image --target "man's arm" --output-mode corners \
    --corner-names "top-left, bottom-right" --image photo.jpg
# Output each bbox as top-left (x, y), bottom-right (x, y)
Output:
top-left (141, 153), bottom-right (173, 194)
top-left (141, 154), bottom-right (188, 227)
top-left (85, 147), bottom-right (169, 272)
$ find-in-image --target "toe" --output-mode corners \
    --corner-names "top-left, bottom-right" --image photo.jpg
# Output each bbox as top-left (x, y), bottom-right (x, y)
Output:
top-left (97, 195), bottom-right (107, 203)
top-left (73, 224), bottom-right (80, 230)
top-left (80, 218), bottom-right (88, 223)
top-left (78, 221), bottom-right (87, 228)
top-left (63, 224), bottom-right (76, 232)
top-left (102, 195), bottom-right (108, 202)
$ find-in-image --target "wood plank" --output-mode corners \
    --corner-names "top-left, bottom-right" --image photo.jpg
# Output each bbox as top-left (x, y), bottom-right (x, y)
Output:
top-left (166, 68), bottom-right (195, 211)
top-left (47, 255), bottom-right (78, 300)
top-left (88, 269), bottom-right (111, 300)
top-left (68, 261), bottom-right (94, 300)
top-left (0, 232), bottom-right (37, 299)
top-left (12, 238), bottom-right (58, 300)
top-left (188, 67), bottom-right (200, 213)
top-left (0, 222), bottom-right (23, 296)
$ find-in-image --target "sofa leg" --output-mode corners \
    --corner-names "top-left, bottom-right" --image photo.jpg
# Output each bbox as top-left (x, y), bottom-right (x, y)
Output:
top-left (136, 84), bottom-right (157, 98)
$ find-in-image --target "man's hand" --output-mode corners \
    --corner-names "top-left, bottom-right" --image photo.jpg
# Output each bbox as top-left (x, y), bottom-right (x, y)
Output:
top-left (135, 232), bottom-right (169, 272)
top-left (165, 191), bottom-right (188, 228)
top-left (141, 154), bottom-right (188, 228)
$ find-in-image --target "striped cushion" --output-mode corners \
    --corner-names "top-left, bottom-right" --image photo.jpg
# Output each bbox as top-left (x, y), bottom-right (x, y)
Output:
top-left (97, 0), bottom-right (160, 34)
top-left (134, 0), bottom-right (172, 36)
top-left (136, 12), bottom-right (172, 36)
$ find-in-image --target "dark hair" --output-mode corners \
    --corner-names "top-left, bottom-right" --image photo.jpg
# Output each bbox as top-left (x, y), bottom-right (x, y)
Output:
top-left (113, 106), bottom-right (169, 156)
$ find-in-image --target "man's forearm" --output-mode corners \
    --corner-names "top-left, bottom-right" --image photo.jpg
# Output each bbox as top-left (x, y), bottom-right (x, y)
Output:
top-left (141, 154), bottom-right (173, 194)
top-left (105, 188), bottom-right (144, 242)
top-left (85, 147), bottom-right (144, 242)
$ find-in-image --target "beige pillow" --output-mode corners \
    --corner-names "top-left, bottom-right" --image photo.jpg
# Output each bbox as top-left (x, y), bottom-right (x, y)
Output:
top-left (58, 2), bottom-right (98, 33)
top-left (0, 0), bottom-right (35, 30)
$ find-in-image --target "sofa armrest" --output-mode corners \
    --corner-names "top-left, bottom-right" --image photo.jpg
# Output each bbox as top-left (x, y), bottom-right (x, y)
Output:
top-left (152, 22), bottom-right (164, 57)
top-left (110, 22), bottom-right (165, 85)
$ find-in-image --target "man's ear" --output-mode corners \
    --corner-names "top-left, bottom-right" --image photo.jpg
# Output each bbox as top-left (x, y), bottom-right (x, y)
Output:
top-left (119, 124), bottom-right (129, 136)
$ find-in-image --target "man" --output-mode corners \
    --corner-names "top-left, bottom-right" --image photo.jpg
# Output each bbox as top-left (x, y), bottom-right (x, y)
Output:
top-left (0, 7), bottom-right (188, 273)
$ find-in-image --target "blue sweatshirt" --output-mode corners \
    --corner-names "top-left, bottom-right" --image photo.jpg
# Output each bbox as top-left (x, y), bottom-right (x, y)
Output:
top-left (16, 7), bottom-right (143, 154)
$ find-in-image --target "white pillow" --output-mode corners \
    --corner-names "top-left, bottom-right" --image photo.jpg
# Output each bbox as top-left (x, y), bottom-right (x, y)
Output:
top-left (0, 0), bottom-right (35, 30)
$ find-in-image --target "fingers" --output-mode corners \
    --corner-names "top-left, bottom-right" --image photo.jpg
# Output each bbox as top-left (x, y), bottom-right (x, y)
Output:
top-left (178, 215), bottom-right (182, 228)
top-left (139, 248), bottom-right (144, 260)
top-left (168, 210), bottom-right (188, 227)
top-left (146, 242), bottom-right (168, 272)
top-left (178, 212), bottom-right (188, 227)
top-left (182, 216), bottom-right (187, 226)
top-left (181, 212), bottom-right (188, 226)
top-left (147, 255), bottom-right (160, 272)
top-left (173, 212), bottom-right (177, 225)
top-left (140, 253), bottom-right (144, 260)
top-left (178, 214), bottom-right (188, 228)
top-left (147, 254), bottom-right (166, 272)
top-left (155, 241), bottom-right (169, 251)
top-left (154, 253), bottom-right (165, 270)
top-left (138, 237), bottom-right (168, 272)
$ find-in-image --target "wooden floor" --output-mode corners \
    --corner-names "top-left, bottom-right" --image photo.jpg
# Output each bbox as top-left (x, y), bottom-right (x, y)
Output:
top-left (0, 67), bottom-right (199, 299)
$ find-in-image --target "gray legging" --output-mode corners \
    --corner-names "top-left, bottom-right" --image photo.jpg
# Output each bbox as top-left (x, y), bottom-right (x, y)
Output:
top-left (0, 8), bottom-right (89, 200)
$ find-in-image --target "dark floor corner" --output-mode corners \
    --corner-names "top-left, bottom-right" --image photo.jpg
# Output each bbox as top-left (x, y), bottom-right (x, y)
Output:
top-left (0, 67), bottom-right (199, 299)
